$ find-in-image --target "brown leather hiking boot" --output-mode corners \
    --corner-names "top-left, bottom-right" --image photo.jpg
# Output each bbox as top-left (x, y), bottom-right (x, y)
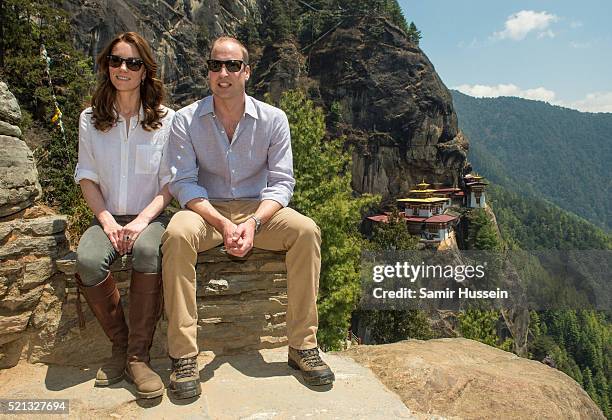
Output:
top-left (169, 356), bottom-right (201, 399)
top-left (76, 272), bottom-right (128, 386)
top-left (288, 347), bottom-right (335, 386)
top-left (124, 271), bottom-right (164, 399)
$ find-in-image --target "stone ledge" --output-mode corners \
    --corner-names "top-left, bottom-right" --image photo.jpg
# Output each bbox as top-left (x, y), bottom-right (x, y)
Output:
top-left (47, 247), bottom-right (289, 362)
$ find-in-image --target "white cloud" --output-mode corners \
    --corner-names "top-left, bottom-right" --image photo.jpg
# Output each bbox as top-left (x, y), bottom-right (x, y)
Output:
top-left (454, 84), bottom-right (612, 113)
top-left (564, 92), bottom-right (612, 113)
top-left (493, 10), bottom-right (558, 41)
top-left (454, 83), bottom-right (556, 102)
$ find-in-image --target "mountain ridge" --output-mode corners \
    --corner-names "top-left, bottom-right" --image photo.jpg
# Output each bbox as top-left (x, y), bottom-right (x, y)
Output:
top-left (451, 89), bottom-right (612, 231)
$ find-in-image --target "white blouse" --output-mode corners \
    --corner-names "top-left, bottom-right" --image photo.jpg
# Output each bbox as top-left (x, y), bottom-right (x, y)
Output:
top-left (74, 105), bottom-right (175, 215)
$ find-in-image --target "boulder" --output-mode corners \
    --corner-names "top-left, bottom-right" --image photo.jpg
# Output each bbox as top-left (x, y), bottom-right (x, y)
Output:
top-left (0, 81), bottom-right (21, 124)
top-left (0, 82), bottom-right (42, 217)
top-left (344, 338), bottom-right (605, 419)
top-left (0, 120), bottom-right (21, 138)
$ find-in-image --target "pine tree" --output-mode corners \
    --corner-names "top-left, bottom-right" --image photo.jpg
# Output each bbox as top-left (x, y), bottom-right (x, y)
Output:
top-left (263, 0), bottom-right (294, 42)
top-left (270, 90), bottom-right (377, 349)
top-left (407, 22), bottom-right (422, 44)
top-left (357, 208), bottom-right (431, 344)
top-left (0, 0), bottom-right (94, 238)
top-left (368, 208), bottom-right (419, 251)
top-left (384, 0), bottom-right (409, 33)
top-left (593, 369), bottom-right (610, 417)
top-left (468, 209), bottom-right (502, 251)
top-left (459, 308), bottom-right (513, 351)
top-left (583, 367), bottom-right (599, 406)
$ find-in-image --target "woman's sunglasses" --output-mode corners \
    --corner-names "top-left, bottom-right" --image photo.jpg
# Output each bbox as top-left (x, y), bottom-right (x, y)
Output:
top-left (108, 54), bottom-right (144, 71)
top-left (207, 59), bottom-right (245, 73)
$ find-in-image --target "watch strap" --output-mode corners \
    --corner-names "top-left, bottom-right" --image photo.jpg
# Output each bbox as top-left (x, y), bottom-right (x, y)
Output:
top-left (248, 215), bottom-right (262, 233)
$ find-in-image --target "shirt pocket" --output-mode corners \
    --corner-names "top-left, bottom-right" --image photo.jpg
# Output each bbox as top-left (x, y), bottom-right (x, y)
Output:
top-left (135, 144), bottom-right (164, 175)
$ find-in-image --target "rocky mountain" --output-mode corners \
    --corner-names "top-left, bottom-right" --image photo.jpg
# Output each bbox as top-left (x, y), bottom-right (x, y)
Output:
top-left (63, 0), bottom-right (469, 201)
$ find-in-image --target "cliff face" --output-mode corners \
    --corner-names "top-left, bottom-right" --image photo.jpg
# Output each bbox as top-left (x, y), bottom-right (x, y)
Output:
top-left (64, 0), bottom-right (260, 104)
top-left (63, 2), bottom-right (469, 200)
top-left (307, 17), bottom-right (468, 199)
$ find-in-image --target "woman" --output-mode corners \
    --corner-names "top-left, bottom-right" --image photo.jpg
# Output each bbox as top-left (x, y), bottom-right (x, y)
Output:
top-left (74, 32), bottom-right (174, 399)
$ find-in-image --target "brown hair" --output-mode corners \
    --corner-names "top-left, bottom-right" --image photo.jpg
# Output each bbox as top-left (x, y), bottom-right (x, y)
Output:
top-left (210, 36), bottom-right (249, 64)
top-left (91, 32), bottom-right (166, 132)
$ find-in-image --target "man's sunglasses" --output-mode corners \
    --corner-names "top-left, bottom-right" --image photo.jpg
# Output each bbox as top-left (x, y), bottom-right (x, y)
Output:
top-left (108, 54), bottom-right (144, 71)
top-left (207, 59), bottom-right (245, 73)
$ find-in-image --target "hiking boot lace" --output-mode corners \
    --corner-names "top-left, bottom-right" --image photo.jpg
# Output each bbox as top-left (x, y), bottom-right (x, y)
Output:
top-left (172, 357), bottom-right (197, 379)
top-left (297, 348), bottom-right (325, 368)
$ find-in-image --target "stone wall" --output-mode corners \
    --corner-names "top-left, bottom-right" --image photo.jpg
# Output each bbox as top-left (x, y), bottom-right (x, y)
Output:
top-left (47, 248), bottom-right (288, 365)
top-left (0, 81), bottom-right (70, 368)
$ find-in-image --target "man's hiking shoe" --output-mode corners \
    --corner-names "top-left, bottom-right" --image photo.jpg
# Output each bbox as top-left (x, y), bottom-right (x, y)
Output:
top-left (288, 347), bottom-right (335, 386)
top-left (168, 356), bottom-right (201, 399)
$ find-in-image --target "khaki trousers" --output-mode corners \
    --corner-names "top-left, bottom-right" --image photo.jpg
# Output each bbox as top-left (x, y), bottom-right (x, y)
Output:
top-left (161, 200), bottom-right (321, 358)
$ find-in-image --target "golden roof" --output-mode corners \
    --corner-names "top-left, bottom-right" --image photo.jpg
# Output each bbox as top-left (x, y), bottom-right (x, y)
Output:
top-left (416, 179), bottom-right (430, 189)
top-left (467, 172), bottom-right (484, 181)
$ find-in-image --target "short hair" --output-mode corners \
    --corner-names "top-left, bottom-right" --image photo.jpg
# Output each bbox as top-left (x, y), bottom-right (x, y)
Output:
top-left (91, 32), bottom-right (166, 132)
top-left (209, 36), bottom-right (249, 64)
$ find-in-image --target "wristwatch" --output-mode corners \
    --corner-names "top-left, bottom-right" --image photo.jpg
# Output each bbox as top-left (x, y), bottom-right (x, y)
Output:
top-left (247, 215), bottom-right (262, 233)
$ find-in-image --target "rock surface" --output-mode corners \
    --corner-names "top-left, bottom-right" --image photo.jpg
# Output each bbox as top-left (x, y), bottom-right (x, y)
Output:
top-left (0, 81), bottom-right (21, 124)
top-left (63, 0), bottom-right (260, 106)
top-left (0, 83), bottom-right (41, 217)
top-left (0, 346), bottom-right (414, 419)
top-left (344, 338), bottom-right (605, 420)
top-left (0, 340), bottom-right (603, 419)
top-left (0, 84), bottom-right (69, 369)
top-left (308, 17), bottom-right (469, 200)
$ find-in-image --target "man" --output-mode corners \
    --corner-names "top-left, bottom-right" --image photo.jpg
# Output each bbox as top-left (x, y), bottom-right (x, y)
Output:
top-left (162, 36), bottom-right (335, 400)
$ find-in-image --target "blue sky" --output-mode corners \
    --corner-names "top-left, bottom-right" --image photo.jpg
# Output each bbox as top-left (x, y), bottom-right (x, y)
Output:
top-left (399, 1), bottom-right (612, 112)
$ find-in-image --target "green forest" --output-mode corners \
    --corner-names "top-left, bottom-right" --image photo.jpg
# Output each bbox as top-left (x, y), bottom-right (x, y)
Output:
top-left (450, 90), bottom-right (611, 415)
top-left (450, 107), bottom-right (612, 415)
top-left (451, 89), bottom-right (612, 232)
top-left (488, 185), bottom-right (611, 416)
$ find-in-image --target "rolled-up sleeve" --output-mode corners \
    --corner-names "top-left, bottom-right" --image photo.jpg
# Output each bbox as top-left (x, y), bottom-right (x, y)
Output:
top-left (167, 112), bottom-right (209, 207)
top-left (260, 110), bottom-right (295, 207)
top-left (74, 110), bottom-right (99, 184)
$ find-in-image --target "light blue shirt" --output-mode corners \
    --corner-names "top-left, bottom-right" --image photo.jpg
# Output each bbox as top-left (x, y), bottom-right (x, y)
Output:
top-left (165, 94), bottom-right (295, 208)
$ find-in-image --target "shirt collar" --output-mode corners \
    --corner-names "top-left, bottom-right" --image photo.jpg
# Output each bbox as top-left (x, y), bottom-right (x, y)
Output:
top-left (198, 96), bottom-right (214, 117)
top-left (115, 104), bottom-right (145, 122)
top-left (198, 94), bottom-right (259, 120)
top-left (244, 95), bottom-right (258, 119)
